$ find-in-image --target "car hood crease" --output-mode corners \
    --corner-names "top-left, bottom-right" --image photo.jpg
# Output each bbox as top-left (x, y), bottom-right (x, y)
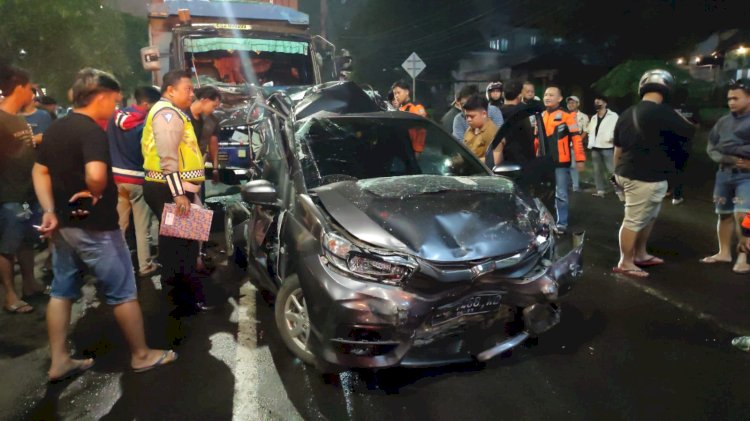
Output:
top-left (313, 175), bottom-right (536, 263)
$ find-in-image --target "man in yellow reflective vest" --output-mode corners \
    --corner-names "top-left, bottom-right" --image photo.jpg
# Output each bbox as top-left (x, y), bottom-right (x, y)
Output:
top-left (142, 70), bottom-right (208, 315)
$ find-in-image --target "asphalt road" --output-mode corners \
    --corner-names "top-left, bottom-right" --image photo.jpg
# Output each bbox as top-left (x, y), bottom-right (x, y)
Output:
top-left (1, 157), bottom-right (750, 420)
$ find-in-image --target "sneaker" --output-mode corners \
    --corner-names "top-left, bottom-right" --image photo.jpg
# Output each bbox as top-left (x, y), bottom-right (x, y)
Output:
top-left (671, 198), bottom-right (684, 206)
top-left (592, 191), bottom-right (605, 198)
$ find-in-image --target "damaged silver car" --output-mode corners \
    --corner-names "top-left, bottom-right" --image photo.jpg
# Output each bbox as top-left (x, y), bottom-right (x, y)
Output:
top-left (226, 90), bottom-right (584, 369)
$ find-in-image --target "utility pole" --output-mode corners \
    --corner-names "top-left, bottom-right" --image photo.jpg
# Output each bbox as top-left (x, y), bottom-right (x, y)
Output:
top-left (320, 0), bottom-right (328, 39)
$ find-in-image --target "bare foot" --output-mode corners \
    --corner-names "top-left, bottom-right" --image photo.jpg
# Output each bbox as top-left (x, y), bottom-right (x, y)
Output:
top-left (700, 253), bottom-right (732, 264)
top-left (48, 358), bottom-right (95, 382)
top-left (131, 349), bottom-right (178, 372)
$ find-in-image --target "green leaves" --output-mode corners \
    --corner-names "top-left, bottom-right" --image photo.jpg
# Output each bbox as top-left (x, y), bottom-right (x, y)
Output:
top-left (0, 0), bottom-right (148, 102)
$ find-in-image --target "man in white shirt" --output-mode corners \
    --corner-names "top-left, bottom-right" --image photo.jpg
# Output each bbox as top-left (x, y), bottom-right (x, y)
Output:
top-left (566, 96), bottom-right (589, 191)
top-left (587, 95), bottom-right (619, 197)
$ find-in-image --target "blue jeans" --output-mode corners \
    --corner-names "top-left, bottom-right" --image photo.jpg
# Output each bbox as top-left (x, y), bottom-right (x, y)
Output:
top-left (555, 167), bottom-right (572, 228)
top-left (50, 228), bottom-right (137, 305)
top-left (591, 148), bottom-right (615, 193)
top-left (569, 159), bottom-right (580, 190)
top-left (0, 202), bottom-right (41, 255)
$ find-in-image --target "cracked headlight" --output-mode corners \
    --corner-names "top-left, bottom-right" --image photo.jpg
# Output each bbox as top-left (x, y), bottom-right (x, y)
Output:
top-left (321, 231), bottom-right (416, 286)
top-left (533, 198), bottom-right (554, 251)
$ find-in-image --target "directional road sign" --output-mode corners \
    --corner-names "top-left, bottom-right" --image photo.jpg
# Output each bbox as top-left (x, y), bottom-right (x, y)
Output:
top-left (401, 52), bottom-right (426, 78)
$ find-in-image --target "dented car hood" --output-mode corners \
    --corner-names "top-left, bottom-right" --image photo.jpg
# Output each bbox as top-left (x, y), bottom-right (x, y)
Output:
top-left (313, 175), bottom-right (540, 262)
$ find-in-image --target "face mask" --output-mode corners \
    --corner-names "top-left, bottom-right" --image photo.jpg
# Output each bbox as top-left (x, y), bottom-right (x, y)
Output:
top-left (594, 104), bottom-right (604, 110)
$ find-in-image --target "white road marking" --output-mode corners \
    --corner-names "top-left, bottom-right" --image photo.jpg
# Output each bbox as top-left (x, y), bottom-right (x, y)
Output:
top-left (613, 276), bottom-right (750, 336)
top-left (232, 281), bottom-right (303, 421)
top-left (233, 281), bottom-right (261, 421)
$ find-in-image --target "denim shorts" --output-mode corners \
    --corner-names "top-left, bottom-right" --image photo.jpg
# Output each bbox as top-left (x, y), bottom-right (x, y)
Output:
top-left (0, 202), bottom-right (41, 255)
top-left (50, 228), bottom-right (138, 305)
top-left (713, 169), bottom-right (750, 214)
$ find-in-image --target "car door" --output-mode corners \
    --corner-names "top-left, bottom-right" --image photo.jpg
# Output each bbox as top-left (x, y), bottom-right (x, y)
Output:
top-left (244, 113), bottom-right (291, 292)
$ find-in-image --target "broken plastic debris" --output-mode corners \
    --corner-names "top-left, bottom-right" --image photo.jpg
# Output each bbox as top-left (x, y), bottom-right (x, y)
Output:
top-left (732, 336), bottom-right (750, 352)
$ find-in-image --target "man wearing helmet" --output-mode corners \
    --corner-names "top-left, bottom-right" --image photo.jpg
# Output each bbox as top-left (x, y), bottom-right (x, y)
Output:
top-left (612, 69), bottom-right (695, 278)
top-left (486, 81), bottom-right (504, 108)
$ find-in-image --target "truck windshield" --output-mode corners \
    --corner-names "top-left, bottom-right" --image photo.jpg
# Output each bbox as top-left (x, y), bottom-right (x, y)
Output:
top-left (184, 37), bottom-right (314, 87)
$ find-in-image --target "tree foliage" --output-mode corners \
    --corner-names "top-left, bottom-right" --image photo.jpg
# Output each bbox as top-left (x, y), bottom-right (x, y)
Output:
top-left (0, 0), bottom-right (148, 103)
top-left (592, 59), bottom-right (716, 110)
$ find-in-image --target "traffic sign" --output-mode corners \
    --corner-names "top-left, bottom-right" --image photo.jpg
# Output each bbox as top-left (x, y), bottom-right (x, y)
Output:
top-left (401, 52), bottom-right (426, 101)
top-left (401, 52), bottom-right (426, 78)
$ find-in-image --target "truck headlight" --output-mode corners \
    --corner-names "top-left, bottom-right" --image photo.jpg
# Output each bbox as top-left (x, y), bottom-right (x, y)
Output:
top-left (321, 232), bottom-right (416, 286)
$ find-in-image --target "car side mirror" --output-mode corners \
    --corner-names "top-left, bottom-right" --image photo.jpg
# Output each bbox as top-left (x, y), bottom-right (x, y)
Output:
top-left (241, 179), bottom-right (279, 208)
top-left (492, 164), bottom-right (522, 175)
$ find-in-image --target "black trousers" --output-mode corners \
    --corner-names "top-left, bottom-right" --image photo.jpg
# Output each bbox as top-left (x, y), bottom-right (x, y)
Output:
top-left (143, 181), bottom-right (203, 304)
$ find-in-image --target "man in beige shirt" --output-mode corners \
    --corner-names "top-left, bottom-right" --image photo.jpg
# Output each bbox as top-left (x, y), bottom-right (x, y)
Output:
top-left (462, 95), bottom-right (498, 160)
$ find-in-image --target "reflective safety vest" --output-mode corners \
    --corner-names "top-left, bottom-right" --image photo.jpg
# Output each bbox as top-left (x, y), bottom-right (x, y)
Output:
top-left (399, 102), bottom-right (427, 153)
top-left (141, 100), bottom-right (205, 183)
top-left (533, 108), bottom-right (585, 167)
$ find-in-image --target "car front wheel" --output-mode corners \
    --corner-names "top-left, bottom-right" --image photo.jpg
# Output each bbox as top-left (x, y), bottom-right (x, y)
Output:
top-left (274, 275), bottom-right (317, 365)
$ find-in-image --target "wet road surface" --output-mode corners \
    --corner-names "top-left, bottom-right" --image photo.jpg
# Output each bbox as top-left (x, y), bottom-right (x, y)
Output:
top-left (2, 162), bottom-right (750, 420)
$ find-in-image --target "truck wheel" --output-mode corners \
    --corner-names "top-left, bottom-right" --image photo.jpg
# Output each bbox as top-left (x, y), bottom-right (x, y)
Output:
top-left (275, 275), bottom-right (317, 366)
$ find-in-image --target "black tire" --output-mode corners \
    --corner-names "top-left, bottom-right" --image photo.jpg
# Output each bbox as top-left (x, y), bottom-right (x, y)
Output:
top-left (274, 275), bottom-right (317, 365)
top-left (224, 210), bottom-right (235, 258)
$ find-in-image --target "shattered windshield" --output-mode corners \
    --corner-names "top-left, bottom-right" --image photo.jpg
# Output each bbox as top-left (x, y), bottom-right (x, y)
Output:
top-left (295, 116), bottom-right (488, 188)
top-left (358, 175), bottom-right (514, 198)
top-left (184, 37), bottom-right (315, 87)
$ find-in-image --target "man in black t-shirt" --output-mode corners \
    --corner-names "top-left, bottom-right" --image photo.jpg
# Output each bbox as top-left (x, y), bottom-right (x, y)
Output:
top-left (612, 70), bottom-right (695, 278)
top-left (188, 86), bottom-right (221, 184)
top-left (33, 68), bottom-right (176, 382)
top-left (490, 81), bottom-right (535, 166)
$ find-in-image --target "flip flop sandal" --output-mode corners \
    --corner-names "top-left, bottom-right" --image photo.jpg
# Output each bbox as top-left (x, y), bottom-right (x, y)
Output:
top-left (133, 350), bottom-right (178, 373)
top-left (612, 267), bottom-right (649, 278)
top-left (4, 300), bottom-right (34, 314)
top-left (635, 256), bottom-right (664, 267)
top-left (49, 359), bottom-right (95, 384)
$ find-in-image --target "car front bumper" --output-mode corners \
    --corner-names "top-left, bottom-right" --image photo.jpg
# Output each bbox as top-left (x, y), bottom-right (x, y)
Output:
top-left (297, 233), bottom-right (585, 369)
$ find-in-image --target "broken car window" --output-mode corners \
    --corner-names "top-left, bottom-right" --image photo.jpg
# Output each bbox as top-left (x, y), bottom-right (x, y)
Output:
top-left (295, 117), bottom-right (488, 188)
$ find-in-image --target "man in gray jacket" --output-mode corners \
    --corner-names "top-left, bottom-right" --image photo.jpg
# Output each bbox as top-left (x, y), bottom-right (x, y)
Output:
top-left (702, 79), bottom-right (750, 273)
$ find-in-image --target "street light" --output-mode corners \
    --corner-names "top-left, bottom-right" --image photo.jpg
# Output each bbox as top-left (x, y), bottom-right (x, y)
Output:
top-left (695, 56), bottom-right (701, 64)
top-left (739, 46), bottom-right (747, 56)
top-left (676, 58), bottom-right (685, 65)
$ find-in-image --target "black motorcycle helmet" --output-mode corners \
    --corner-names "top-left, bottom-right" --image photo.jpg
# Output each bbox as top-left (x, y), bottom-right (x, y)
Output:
top-left (638, 69), bottom-right (675, 101)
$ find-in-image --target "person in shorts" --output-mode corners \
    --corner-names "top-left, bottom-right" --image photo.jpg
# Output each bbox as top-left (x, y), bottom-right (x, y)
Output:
top-left (0, 64), bottom-right (45, 314)
top-left (612, 69), bottom-right (695, 278)
top-left (702, 79), bottom-right (750, 273)
top-left (33, 68), bottom-right (176, 382)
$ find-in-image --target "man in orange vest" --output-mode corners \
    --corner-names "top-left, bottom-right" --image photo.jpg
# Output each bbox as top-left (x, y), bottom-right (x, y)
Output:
top-left (534, 86), bottom-right (586, 233)
top-left (392, 80), bottom-right (427, 154)
top-left (392, 79), bottom-right (427, 117)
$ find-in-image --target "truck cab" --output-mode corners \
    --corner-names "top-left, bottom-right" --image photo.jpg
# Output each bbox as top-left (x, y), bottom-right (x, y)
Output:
top-left (143, 0), bottom-right (337, 183)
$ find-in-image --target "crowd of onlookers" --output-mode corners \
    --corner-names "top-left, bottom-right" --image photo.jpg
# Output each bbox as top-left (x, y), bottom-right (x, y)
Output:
top-left (0, 64), bottom-right (224, 381)
top-left (1, 61), bottom-right (749, 384)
